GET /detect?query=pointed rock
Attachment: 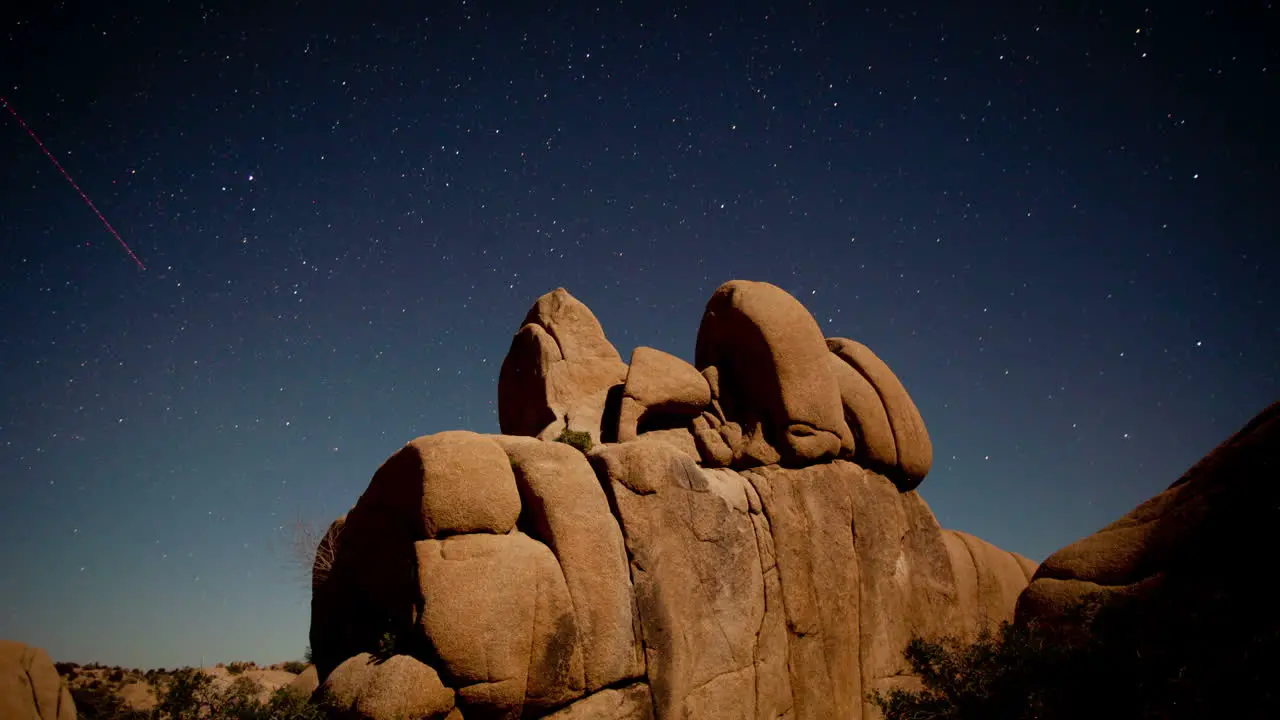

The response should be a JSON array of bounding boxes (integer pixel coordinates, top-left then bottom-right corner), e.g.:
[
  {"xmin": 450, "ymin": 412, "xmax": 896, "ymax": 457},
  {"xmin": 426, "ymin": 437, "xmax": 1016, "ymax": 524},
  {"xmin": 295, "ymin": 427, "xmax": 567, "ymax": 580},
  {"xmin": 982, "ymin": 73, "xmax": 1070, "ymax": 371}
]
[{"xmin": 499, "ymin": 288, "xmax": 628, "ymax": 439}]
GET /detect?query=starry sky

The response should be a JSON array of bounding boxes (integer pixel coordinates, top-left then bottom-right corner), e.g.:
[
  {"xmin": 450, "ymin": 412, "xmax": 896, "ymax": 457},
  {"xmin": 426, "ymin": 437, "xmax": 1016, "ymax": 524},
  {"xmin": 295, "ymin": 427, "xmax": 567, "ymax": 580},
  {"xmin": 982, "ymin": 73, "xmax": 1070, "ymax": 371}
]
[{"xmin": 2, "ymin": 1, "xmax": 1276, "ymax": 670}]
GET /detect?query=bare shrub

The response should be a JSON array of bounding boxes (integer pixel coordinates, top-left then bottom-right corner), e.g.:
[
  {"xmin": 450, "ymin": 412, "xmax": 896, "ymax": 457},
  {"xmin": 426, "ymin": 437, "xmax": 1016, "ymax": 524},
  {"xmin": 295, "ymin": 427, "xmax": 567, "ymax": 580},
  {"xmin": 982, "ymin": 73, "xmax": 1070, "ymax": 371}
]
[{"xmin": 274, "ymin": 513, "xmax": 343, "ymax": 591}]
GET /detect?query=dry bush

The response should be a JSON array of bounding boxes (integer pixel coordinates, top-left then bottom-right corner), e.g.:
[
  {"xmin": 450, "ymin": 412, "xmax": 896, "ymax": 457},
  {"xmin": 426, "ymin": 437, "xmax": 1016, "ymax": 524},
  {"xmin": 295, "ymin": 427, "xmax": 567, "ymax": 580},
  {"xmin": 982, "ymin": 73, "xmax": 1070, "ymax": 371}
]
[{"xmin": 273, "ymin": 513, "xmax": 342, "ymax": 591}]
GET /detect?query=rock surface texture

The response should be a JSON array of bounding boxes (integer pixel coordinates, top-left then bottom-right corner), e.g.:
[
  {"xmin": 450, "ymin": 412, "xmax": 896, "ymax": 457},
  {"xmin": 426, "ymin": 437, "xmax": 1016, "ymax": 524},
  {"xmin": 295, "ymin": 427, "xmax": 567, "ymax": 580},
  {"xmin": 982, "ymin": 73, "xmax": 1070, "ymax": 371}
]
[
  {"xmin": 0, "ymin": 640, "xmax": 76, "ymax": 720},
  {"xmin": 311, "ymin": 280, "xmax": 1035, "ymax": 720}
]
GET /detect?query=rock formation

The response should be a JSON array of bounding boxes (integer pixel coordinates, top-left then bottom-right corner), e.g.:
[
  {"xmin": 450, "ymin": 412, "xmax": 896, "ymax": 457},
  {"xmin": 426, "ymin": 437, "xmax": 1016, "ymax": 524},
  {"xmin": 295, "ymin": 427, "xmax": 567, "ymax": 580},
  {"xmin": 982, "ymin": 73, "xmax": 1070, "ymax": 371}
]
[
  {"xmin": 0, "ymin": 640, "xmax": 76, "ymax": 720},
  {"xmin": 1015, "ymin": 401, "xmax": 1279, "ymax": 664},
  {"xmin": 310, "ymin": 280, "xmax": 1035, "ymax": 720}
]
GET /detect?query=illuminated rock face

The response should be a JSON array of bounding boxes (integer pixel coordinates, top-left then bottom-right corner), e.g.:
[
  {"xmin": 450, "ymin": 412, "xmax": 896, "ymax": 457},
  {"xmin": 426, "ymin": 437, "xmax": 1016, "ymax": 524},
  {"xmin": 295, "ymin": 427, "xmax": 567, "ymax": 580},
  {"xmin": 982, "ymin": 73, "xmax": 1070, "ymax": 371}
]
[
  {"xmin": 310, "ymin": 280, "xmax": 1036, "ymax": 720},
  {"xmin": 0, "ymin": 641, "xmax": 77, "ymax": 720}
]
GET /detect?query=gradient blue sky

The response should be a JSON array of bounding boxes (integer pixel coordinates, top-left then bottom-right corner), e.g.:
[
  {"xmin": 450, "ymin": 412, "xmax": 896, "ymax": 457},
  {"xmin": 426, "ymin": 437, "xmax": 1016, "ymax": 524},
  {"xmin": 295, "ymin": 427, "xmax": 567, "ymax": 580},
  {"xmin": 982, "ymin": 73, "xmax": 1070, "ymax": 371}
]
[{"xmin": 2, "ymin": 1, "xmax": 1275, "ymax": 669}]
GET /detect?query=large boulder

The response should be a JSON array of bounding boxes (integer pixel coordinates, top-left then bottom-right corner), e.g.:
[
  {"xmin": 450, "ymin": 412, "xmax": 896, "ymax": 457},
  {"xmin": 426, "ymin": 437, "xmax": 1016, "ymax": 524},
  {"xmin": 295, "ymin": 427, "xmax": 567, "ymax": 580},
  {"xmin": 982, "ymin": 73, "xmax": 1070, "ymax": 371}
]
[
  {"xmin": 590, "ymin": 440, "xmax": 770, "ymax": 719},
  {"xmin": 416, "ymin": 532, "xmax": 583, "ymax": 715},
  {"xmin": 616, "ymin": 347, "xmax": 711, "ymax": 443},
  {"xmin": 1018, "ymin": 401, "xmax": 1278, "ymax": 625},
  {"xmin": 695, "ymin": 280, "xmax": 854, "ymax": 467},
  {"xmin": 310, "ymin": 432, "xmax": 524, "ymax": 681},
  {"xmin": 1013, "ymin": 401, "xmax": 1279, "ymax": 717},
  {"xmin": 492, "ymin": 436, "xmax": 644, "ymax": 692},
  {"xmin": 498, "ymin": 288, "xmax": 629, "ymax": 443},
  {"xmin": 318, "ymin": 653, "xmax": 455, "ymax": 720},
  {"xmin": 286, "ymin": 664, "xmax": 319, "ymax": 697},
  {"xmin": 0, "ymin": 641, "xmax": 76, "ymax": 720},
  {"xmin": 827, "ymin": 339, "xmax": 933, "ymax": 489}
]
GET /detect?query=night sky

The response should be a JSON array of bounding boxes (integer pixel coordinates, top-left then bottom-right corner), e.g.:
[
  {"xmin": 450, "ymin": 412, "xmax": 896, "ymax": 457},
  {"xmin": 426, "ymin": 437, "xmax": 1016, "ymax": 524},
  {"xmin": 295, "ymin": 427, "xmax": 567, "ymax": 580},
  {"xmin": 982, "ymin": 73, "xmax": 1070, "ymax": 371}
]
[{"xmin": 2, "ymin": 1, "xmax": 1276, "ymax": 670}]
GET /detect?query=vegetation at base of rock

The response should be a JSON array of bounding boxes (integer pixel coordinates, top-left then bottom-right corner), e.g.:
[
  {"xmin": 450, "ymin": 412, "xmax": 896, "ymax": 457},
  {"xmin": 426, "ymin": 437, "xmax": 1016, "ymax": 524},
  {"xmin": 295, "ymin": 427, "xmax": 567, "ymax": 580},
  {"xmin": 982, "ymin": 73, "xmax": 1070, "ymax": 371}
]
[
  {"xmin": 554, "ymin": 427, "xmax": 593, "ymax": 453},
  {"xmin": 873, "ymin": 593, "xmax": 1279, "ymax": 720},
  {"xmin": 374, "ymin": 629, "xmax": 400, "ymax": 659},
  {"xmin": 278, "ymin": 660, "xmax": 307, "ymax": 674},
  {"xmin": 72, "ymin": 666, "xmax": 327, "ymax": 720}
]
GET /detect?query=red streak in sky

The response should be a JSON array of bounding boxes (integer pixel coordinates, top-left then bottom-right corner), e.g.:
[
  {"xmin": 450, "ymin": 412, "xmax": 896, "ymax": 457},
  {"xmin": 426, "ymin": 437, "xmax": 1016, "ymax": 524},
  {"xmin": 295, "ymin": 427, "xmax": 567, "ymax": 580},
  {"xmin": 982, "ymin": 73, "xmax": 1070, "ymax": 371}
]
[{"xmin": 1, "ymin": 95, "xmax": 146, "ymax": 270}]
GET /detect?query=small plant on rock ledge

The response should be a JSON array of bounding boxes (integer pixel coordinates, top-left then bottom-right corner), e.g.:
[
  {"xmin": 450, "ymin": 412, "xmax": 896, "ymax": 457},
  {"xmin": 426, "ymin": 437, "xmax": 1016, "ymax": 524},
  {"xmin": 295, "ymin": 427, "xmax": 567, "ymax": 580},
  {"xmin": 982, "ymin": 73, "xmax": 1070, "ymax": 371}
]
[{"xmin": 555, "ymin": 428, "xmax": 593, "ymax": 453}]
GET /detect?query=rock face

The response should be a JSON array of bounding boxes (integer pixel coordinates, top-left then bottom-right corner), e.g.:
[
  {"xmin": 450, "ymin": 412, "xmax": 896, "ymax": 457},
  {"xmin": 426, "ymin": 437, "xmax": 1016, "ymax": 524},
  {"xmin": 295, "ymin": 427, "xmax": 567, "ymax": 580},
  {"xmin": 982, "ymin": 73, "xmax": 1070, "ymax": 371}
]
[
  {"xmin": 498, "ymin": 288, "xmax": 629, "ymax": 445},
  {"xmin": 310, "ymin": 280, "xmax": 1034, "ymax": 720},
  {"xmin": 1016, "ymin": 401, "xmax": 1279, "ymax": 636},
  {"xmin": 0, "ymin": 641, "xmax": 76, "ymax": 720}
]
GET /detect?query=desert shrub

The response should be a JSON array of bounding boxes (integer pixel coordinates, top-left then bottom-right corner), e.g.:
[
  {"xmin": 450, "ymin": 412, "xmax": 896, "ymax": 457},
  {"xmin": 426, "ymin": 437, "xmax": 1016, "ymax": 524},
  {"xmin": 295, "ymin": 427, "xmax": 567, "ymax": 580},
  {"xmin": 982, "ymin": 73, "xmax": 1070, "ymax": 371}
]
[
  {"xmin": 226, "ymin": 661, "xmax": 253, "ymax": 675},
  {"xmin": 70, "ymin": 682, "xmax": 148, "ymax": 720},
  {"xmin": 213, "ymin": 675, "xmax": 264, "ymax": 719},
  {"xmin": 302, "ymin": 645, "xmax": 314, "ymax": 665},
  {"xmin": 555, "ymin": 428, "xmax": 593, "ymax": 453},
  {"xmin": 279, "ymin": 660, "xmax": 308, "ymax": 674},
  {"xmin": 155, "ymin": 667, "xmax": 217, "ymax": 720},
  {"xmin": 55, "ymin": 661, "xmax": 79, "ymax": 674},
  {"xmin": 261, "ymin": 686, "xmax": 329, "ymax": 720},
  {"xmin": 107, "ymin": 668, "xmax": 125, "ymax": 683},
  {"xmin": 140, "ymin": 664, "xmax": 334, "ymax": 720},
  {"xmin": 872, "ymin": 591, "xmax": 1280, "ymax": 720},
  {"xmin": 149, "ymin": 668, "xmax": 325, "ymax": 720}
]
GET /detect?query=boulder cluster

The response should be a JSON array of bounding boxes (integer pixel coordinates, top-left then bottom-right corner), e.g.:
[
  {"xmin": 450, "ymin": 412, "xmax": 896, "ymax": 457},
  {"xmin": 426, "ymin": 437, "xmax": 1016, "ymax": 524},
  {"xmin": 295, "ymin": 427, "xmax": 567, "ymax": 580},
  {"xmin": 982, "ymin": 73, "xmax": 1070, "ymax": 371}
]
[
  {"xmin": 309, "ymin": 280, "xmax": 1037, "ymax": 720},
  {"xmin": 498, "ymin": 281, "xmax": 933, "ymax": 488}
]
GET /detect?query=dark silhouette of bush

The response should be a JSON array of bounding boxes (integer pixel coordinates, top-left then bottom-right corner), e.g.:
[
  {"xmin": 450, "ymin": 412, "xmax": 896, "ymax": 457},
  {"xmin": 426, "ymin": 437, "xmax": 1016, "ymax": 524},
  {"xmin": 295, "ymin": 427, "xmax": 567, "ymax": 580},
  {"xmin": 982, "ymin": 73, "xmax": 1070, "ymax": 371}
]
[
  {"xmin": 225, "ymin": 661, "xmax": 253, "ymax": 675},
  {"xmin": 872, "ymin": 591, "xmax": 1280, "ymax": 720},
  {"xmin": 279, "ymin": 660, "xmax": 307, "ymax": 674}
]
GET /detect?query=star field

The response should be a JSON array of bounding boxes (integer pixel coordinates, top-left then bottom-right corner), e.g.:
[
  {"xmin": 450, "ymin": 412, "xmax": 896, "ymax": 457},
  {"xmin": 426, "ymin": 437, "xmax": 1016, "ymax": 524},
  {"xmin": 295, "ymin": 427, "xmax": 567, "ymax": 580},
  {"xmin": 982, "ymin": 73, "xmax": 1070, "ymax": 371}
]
[{"xmin": 0, "ymin": 1, "xmax": 1276, "ymax": 669}]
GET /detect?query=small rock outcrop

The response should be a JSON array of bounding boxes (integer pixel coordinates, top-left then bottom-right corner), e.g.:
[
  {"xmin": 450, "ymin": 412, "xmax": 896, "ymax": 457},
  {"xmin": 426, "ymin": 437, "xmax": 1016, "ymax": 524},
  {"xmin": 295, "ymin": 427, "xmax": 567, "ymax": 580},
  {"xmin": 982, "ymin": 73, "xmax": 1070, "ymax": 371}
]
[
  {"xmin": 0, "ymin": 641, "xmax": 76, "ymax": 720},
  {"xmin": 310, "ymin": 280, "xmax": 1034, "ymax": 720}
]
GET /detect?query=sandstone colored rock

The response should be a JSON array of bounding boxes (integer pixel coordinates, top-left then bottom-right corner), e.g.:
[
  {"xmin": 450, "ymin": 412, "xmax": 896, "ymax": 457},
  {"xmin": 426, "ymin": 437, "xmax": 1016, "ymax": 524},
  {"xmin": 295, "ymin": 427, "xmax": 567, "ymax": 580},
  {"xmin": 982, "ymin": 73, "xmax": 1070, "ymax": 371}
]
[
  {"xmin": 1017, "ymin": 400, "xmax": 1280, "ymax": 627},
  {"xmin": 1010, "ymin": 402, "xmax": 1279, "ymax": 718},
  {"xmin": 286, "ymin": 664, "xmax": 319, "ymax": 697},
  {"xmin": 825, "ymin": 352, "xmax": 896, "ymax": 468},
  {"xmin": 416, "ymin": 532, "xmax": 584, "ymax": 716},
  {"xmin": 590, "ymin": 440, "xmax": 767, "ymax": 720},
  {"xmin": 499, "ymin": 288, "xmax": 628, "ymax": 440},
  {"xmin": 0, "ymin": 641, "xmax": 76, "ymax": 720},
  {"xmin": 310, "ymin": 280, "xmax": 1036, "ymax": 720},
  {"xmin": 541, "ymin": 683, "xmax": 653, "ymax": 720},
  {"xmin": 357, "ymin": 431, "xmax": 522, "ymax": 539},
  {"xmin": 691, "ymin": 414, "xmax": 734, "ymax": 467},
  {"xmin": 695, "ymin": 280, "xmax": 853, "ymax": 466},
  {"xmin": 827, "ymin": 338, "xmax": 933, "ymax": 489},
  {"xmin": 616, "ymin": 346, "xmax": 711, "ymax": 442},
  {"xmin": 492, "ymin": 436, "xmax": 644, "ymax": 692},
  {"xmin": 942, "ymin": 530, "xmax": 1039, "ymax": 644},
  {"xmin": 535, "ymin": 386, "xmax": 617, "ymax": 447},
  {"xmin": 319, "ymin": 653, "xmax": 455, "ymax": 720}
]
